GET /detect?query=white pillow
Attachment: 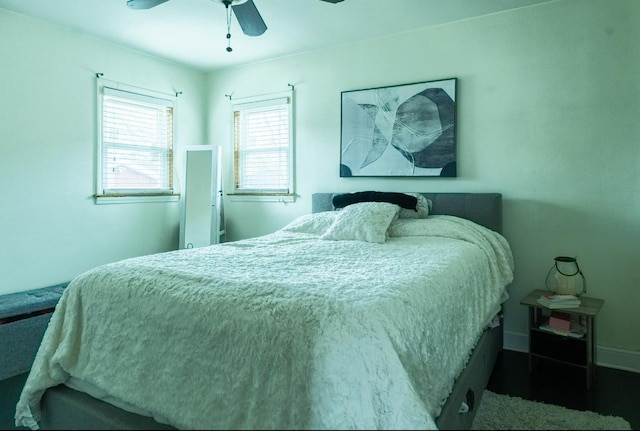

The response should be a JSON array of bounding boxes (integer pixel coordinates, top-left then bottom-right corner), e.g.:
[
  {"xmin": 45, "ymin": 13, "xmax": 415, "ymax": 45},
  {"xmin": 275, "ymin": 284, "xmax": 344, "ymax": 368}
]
[
  {"xmin": 399, "ymin": 193, "xmax": 432, "ymax": 219},
  {"xmin": 281, "ymin": 211, "xmax": 338, "ymax": 235},
  {"xmin": 320, "ymin": 202, "xmax": 400, "ymax": 244}
]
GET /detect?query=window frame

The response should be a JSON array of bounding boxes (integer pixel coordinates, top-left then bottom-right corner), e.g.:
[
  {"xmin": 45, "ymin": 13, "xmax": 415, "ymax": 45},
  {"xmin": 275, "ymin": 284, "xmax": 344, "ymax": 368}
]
[
  {"xmin": 95, "ymin": 78, "xmax": 179, "ymax": 205},
  {"xmin": 229, "ymin": 90, "xmax": 295, "ymax": 203}
]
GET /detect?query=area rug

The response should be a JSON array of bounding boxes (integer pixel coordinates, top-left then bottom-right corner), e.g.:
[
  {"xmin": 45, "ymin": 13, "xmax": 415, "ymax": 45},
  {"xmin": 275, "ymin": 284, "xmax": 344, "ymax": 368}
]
[{"xmin": 471, "ymin": 390, "xmax": 632, "ymax": 430}]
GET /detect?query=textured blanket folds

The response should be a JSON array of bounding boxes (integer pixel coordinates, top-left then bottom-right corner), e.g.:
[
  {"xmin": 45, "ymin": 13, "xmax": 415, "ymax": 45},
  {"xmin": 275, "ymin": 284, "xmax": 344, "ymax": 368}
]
[{"xmin": 16, "ymin": 214, "xmax": 514, "ymax": 430}]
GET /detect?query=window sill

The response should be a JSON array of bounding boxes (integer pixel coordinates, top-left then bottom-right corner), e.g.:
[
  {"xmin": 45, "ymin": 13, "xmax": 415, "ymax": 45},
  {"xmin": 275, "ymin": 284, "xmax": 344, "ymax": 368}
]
[
  {"xmin": 95, "ymin": 194, "xmax": 180, "ymax": 205},
  {"xmin": 227, "ymin": 193, "xmax": 295, "ymax": 203}
]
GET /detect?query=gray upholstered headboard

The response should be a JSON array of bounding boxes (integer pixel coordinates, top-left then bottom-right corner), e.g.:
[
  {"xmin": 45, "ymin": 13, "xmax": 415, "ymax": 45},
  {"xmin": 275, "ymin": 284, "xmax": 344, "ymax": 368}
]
[{"xmin": 312, "ymin": 193, "xmax": 503, "ymax": 233}]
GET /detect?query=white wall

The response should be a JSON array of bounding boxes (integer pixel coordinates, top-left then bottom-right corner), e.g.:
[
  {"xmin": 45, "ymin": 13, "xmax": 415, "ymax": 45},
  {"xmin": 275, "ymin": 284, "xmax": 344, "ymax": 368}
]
[
  {"xmin": 1, "ymin": 0, "xmax": 638, "ymax": 363},
  {"xmin": 0, "ymin": 10, "xmax": 207, "ymax": 295},
  {"xmin": 207, "ymin": 0, "xmax": 640, "ymax": 356}
]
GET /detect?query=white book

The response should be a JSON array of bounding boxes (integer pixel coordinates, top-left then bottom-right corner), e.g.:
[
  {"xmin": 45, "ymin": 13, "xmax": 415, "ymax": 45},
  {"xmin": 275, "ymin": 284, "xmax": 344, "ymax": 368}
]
[{"xmin": 537, "ymin": 294, "xmax": 581, "ymax": 309}]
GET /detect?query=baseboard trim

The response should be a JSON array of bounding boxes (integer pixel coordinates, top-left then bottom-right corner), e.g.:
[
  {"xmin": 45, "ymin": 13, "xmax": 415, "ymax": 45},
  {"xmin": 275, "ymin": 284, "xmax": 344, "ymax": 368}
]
[
  {"xmin": 503, "ymin": 330, "xmax": 640, "ymax": 374},
  {"xmin": 596, "ymin": 345, "xmax": 640, "ymax": 373},
  {"xmin": 503, "ymin": 329, "xmax": 528, "ymax": 353}
]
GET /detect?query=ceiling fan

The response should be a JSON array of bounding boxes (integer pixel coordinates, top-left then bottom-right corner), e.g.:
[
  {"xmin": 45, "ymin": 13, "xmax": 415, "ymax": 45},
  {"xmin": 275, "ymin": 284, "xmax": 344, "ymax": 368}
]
[{"xmin": 126, "ymin": 0, "xmax": 344, "ymax": 52}]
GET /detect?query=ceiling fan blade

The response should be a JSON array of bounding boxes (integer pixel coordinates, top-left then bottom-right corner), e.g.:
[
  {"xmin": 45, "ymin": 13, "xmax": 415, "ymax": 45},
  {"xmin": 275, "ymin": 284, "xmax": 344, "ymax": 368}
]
[
  {"xmin": 231, "ymin": 0, "xmax": 267, "ymax": 37},
  {"xmin": 126, "ymin": 0, "xmax": 170, "ymax": 10},
  {"xmin": 319, "ymin": 0, "xmax": 345, "ymax": 3}
]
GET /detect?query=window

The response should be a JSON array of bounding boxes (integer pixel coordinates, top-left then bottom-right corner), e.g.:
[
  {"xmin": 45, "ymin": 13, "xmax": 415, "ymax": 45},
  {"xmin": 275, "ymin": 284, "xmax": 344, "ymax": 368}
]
[
  {"xmin": 231, "ymin": 91, "xmax": 294, "ymax": 201},
  {"xmin": 96, "ymin": 79, "xmax": 177, "ymax": 203}
]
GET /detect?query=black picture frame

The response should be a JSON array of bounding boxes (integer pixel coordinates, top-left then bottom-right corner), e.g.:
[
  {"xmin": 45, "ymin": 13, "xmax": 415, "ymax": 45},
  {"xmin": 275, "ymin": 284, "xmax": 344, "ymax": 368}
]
[{"xmin": 340, "ymin": 78, "xmax": 457, "ymax": 177}]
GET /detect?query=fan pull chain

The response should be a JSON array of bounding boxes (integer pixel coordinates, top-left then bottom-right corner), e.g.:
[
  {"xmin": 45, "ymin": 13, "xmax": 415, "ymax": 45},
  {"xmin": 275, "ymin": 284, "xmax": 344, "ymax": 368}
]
[{"xmin": 225, "ymin": 2, "xmax": 233, "ymax": 52}]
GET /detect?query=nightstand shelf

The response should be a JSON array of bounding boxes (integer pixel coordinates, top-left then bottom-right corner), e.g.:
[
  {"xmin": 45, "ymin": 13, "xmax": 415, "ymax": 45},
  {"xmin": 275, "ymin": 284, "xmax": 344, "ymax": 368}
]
[{"xmin": 520, "ymin": 289, "xmax": 604, "ymax": 389}]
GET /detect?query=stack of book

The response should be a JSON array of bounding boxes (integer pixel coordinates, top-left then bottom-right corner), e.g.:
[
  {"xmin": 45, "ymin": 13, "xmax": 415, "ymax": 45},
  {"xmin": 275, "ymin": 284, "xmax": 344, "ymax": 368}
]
[
  {"xmin": 536, "ymin": 293, "xmax": 581, "ymax": 309},
  {"xmin": 548, "ymin": 311, "xmax": 572, "ymax": 331},
  {"xmin": 539, "ymin": 320, "xmax": 586, "ymax": 338},
  {"xmin": 540, "ymin": 311, "xmax": 586, "ymax": 338}
]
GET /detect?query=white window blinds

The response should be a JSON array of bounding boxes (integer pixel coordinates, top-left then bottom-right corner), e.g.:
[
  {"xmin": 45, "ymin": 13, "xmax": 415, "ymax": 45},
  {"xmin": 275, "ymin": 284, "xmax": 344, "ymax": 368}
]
[
  {"xmin": 232, "ymin": 94, "xmax": 293, "ymax": 195},
  {"xmin": 99, "ymin": 86, "xmax": 175, "ymax": 196}
]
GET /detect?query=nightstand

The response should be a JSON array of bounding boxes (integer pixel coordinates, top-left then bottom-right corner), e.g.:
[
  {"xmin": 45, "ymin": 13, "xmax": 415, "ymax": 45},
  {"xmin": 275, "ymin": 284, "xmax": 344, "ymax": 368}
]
[{"xmin": 520, "ymin": 289, "xmax": 604, "ymax": 389}]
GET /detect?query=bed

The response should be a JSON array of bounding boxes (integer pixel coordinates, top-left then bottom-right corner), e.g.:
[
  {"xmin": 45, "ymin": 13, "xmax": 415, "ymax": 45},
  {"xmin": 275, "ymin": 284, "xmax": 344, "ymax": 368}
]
[{"xmin": 15, "ymin": 192, "xmax": 513, "ymax": 430}]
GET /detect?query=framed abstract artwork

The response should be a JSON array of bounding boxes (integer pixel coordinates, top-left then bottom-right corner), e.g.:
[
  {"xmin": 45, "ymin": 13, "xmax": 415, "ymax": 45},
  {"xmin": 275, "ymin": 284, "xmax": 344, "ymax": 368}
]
[{"xmin": 340, "ymin": 78, "xmax": 457, "ymax": 177}]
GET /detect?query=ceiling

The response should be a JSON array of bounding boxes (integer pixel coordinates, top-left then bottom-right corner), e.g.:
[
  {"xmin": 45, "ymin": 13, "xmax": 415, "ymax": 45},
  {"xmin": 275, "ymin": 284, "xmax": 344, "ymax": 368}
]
[{"xmin": 0, "ymin": 0, "xmax": 553, "ymax": 71}]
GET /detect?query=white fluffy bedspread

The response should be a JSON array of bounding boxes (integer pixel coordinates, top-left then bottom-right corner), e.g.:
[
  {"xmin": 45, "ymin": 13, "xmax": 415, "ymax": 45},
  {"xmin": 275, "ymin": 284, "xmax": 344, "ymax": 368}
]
[{"xmin": 16, "ymin": 214, "xmax": 513, "ymax": 430}]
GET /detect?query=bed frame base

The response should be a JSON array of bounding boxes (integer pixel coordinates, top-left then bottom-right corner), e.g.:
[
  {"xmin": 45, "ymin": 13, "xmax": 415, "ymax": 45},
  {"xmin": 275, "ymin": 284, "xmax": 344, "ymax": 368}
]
[
  {"xmin": 435, "ymin": 318, "xmax": 503, "ymax": 429},
  {"xmin": 41, "ymin": 386, "xmax": 176, "ymax": 430}
]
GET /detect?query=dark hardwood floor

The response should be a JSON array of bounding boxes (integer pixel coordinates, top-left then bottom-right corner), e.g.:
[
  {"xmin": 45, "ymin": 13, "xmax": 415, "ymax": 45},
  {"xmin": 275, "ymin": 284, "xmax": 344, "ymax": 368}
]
[
  {"xmin": 486, "ymin": 349, "xmax": 640, "ymax": 430},
  {"xmin": 1, "ymin": 349, "xmax": 638, "ymax": 430}
]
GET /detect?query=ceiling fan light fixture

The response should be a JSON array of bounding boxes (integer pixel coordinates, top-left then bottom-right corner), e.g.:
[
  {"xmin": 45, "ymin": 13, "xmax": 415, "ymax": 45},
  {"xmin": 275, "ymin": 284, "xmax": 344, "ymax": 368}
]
[{"xmin": 214, "ymin": 0, "xmax": 249, "ymax": 6}]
